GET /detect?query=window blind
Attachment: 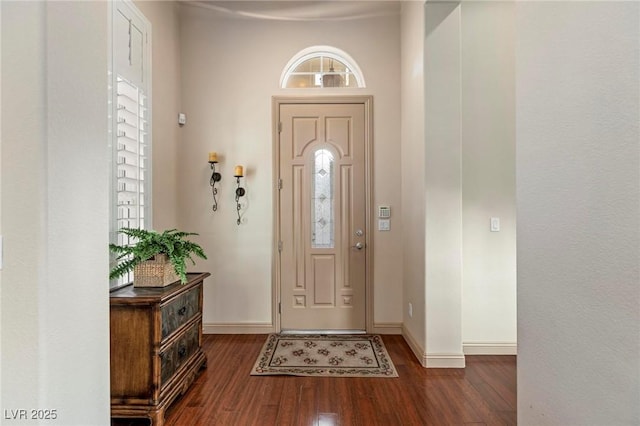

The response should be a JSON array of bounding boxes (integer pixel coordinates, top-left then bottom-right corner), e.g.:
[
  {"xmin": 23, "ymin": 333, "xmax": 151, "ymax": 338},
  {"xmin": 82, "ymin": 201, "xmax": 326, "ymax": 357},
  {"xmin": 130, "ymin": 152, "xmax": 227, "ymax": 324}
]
[{"xmin": 110, "ymin": 0, "xmax": 151, "ymax": 289}]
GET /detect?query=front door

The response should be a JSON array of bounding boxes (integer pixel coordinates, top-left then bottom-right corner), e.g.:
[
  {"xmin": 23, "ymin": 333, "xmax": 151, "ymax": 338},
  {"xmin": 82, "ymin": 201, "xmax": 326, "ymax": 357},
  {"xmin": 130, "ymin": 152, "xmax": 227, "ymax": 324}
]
[{"xmin": 277, "ymin": 100, "xmax": 369, "ymax": 331}]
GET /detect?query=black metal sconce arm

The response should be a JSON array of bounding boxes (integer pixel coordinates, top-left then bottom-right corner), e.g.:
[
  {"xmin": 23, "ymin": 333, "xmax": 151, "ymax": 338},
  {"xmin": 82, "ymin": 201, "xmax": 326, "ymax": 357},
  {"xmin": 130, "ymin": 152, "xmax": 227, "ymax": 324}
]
[
  {"xmin": 209, "ymin": 161, "xmax": 222, "ymax": 211},
  {"xmin": 235, "ymin": 176, "xmax": 246, "ymax": 225}
]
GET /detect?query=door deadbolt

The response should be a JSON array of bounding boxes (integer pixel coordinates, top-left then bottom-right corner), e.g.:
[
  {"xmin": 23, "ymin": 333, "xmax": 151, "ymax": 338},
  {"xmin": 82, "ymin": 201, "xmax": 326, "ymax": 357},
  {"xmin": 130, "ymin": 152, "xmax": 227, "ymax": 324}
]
[{"xmin": 355, "ymin": 229, "xmax": 364, "ymax": 237}]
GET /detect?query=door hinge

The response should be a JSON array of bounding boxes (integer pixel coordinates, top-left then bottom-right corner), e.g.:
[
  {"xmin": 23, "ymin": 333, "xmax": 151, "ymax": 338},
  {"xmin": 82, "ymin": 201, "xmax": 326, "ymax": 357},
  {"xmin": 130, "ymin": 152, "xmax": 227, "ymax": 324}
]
[
  {"xmin": 278, "ymin": 122, "xmax": 282, "ymax": 133},
  {"xmin": 278, "ymin": 302, "xmax": 281, "ymax": 314},
  {"xmin": 277, "ymin": 179, "xmax": 283, "ymax": 190},
  {"xmin": 278, "ymin": 241, "xmax": 283, "ymax": 252}
]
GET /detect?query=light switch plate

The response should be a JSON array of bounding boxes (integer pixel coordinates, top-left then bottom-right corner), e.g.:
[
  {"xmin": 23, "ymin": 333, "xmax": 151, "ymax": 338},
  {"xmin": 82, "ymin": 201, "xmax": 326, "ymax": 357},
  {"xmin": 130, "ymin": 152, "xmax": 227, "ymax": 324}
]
[
  {"xmin": 490, "ymin": 217, "xmax": 500, "ymax": 232},
  {"xmin": 378, "ymin": 219, "xmax": 390, "ymax": 231}
]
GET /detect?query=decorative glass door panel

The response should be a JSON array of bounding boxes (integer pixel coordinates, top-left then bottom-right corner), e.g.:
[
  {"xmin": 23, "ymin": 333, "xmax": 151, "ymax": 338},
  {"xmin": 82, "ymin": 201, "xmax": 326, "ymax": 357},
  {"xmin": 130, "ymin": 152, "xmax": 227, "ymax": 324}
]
[{"xmin": 312, "ymin": 149, "xmax": 335, "ymax": 249}]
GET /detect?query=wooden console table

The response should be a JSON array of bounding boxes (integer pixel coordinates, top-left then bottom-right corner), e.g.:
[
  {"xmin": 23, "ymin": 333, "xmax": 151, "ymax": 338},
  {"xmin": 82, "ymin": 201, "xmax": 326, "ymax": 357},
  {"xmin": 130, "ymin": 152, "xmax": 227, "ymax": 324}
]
[{"xmin": 110, "ymin": 272, "xmax": 210, "ymax": 426}]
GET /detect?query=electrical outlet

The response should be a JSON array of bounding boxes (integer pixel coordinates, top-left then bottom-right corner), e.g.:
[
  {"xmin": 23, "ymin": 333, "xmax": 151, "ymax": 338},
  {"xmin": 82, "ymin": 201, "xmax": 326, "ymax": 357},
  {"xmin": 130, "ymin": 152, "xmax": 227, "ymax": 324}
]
[{"xmin": 408, "ymin": 302, "xmax": 413, "ymax": 318}]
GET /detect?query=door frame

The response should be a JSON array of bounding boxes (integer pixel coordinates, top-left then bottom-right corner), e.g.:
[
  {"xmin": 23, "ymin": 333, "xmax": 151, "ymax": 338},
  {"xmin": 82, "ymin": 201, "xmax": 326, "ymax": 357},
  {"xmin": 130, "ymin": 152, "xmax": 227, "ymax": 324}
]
[{"xmin": 272, "ymin": 96, "xmax": 374, "ymax": 333}]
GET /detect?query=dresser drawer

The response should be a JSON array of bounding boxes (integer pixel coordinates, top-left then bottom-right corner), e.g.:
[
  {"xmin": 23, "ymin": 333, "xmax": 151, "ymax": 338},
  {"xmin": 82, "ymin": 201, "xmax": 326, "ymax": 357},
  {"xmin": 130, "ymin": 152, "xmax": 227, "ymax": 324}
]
[
  {"xmin": 161, "ymin": 286, "xmax": 201, "ymax": 339},
  {"xmin": 159, "ymin": 322, "xmax": 200, "ymax": 388}
]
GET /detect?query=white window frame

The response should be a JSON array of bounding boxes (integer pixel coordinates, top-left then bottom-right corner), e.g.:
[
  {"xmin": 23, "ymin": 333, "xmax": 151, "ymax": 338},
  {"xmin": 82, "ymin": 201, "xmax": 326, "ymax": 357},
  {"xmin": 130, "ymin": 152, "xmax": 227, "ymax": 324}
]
[
  {"xmin": 108, "ymin": 0, "xmax": 152, "ymax": 289},
  {"xmin": 280, "ymin": 45, "xmax": 366, "ymax": 89}
]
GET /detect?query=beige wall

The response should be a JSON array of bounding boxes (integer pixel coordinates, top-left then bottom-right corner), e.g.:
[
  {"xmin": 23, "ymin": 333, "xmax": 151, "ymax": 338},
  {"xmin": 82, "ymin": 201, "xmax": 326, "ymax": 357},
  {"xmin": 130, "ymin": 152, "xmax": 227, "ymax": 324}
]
[
  {"xmin": 400, "ymin": 1, "xmax": 426, "ymax": 361},
  {"xmin": 1, "ymin": 1, "xmax": 110, "ymax": 423},
  {"xmin": 402, "ymin": 1, "xmax": 517, "ymax": 366},
  {"xmin": 177, "ymin": 3, "xmax": 403, "ymax": 331},
  {"xmin": 517, "ymin": 1, "xmax": 639, "ymax": 423},
  {"xmin": 136, "ymin": 0, "xmax": 183, "ymax": 230},
  {"xmin": 461, "ymin": 2, "xmax": 516, "ymax": 353},
  {"xmin": 424, "ymin": 2, "xmax": 464, "ymax": 367},
  {"xmin": 1, "ymin": 1, "xmax": 46, "ymax": 407},
  {"xmin": 0, "ymin": 2, "xmax": 2, "ymax": 400}
]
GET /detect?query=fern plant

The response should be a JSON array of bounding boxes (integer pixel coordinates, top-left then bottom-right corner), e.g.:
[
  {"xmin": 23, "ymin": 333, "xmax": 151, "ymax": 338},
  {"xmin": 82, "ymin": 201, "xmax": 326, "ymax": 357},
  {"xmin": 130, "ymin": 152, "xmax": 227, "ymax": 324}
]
[{"xmin": 109, "ymin": 228, "xmax": 207, "ymax": 284}]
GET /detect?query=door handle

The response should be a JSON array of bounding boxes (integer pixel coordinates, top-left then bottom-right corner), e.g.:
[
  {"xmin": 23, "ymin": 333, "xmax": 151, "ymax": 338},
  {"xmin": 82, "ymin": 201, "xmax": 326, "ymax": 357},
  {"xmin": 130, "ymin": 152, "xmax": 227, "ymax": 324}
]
[{"xmin": 352, "ymin": 242, "xmax": 364, "ymax": 250}]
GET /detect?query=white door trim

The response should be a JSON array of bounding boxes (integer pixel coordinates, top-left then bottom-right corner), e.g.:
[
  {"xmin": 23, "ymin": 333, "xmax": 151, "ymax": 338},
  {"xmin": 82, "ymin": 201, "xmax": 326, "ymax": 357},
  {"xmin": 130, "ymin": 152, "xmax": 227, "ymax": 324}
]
[{"xmin": 272, "ymin": 96, "xmax": 374, "ymax": 333}]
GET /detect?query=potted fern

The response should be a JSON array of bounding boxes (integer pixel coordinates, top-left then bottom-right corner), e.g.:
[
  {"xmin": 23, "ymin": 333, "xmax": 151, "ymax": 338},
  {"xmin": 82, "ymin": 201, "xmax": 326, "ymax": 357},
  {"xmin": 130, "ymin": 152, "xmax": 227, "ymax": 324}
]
[{"xmin": 109, "ymin": 228, "xmax": 207, "ymax": 287}]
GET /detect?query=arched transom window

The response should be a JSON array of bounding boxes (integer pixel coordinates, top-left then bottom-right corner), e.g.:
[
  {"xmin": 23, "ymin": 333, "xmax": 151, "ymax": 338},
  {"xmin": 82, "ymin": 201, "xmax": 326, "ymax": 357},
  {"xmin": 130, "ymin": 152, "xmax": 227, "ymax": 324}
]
[{"xmin": 281, "ymin": 46, "xmax": 366, "ymax": 89}]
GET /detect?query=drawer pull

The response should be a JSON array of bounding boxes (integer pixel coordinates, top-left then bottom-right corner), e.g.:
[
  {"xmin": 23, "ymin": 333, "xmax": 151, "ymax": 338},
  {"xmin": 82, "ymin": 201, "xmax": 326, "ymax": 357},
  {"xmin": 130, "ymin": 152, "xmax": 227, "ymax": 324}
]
[
  {"xmin": 177, "ymin": 306, "xmax": 187, "ymax": 316},
  {"xmin": 178, "ymin": 346, "xmax": 187, "ymax": 358}
]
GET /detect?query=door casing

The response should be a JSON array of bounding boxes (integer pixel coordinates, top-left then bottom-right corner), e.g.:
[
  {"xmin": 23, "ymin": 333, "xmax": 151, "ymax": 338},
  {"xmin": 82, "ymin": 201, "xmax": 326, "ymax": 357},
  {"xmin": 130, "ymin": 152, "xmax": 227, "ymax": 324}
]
[{"xmin": 272, "ymin": 96, "xmax": 374, "ymax": 333}]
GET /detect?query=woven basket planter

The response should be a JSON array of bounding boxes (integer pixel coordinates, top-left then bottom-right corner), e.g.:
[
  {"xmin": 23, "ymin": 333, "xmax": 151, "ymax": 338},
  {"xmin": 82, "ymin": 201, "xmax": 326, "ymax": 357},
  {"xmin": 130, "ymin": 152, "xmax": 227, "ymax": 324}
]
[{"xmin": 133, "ymin": 254, "xmax": 180, "ymax": 288}]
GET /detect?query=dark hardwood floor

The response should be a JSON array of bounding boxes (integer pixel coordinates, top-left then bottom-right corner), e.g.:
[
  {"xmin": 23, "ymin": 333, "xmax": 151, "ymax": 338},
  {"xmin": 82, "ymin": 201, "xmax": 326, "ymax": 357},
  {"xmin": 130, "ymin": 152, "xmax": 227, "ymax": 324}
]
[{"xmin": 113, "ymin": 334, "xmax": 516, "ymax": 426}]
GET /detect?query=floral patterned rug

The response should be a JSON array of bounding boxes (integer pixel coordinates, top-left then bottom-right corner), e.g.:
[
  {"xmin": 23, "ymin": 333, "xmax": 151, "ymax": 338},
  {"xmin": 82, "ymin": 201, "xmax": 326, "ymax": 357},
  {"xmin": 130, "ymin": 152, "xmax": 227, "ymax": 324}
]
[{"xmin": 251, "ymin": 334, "xmax": 398, "ymax": 377}]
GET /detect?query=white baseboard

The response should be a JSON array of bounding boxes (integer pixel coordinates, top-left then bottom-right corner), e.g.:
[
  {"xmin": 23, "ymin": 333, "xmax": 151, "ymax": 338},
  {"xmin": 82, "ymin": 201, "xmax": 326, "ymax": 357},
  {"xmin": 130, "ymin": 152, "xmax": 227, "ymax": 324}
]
[
  {"xmin": 401, "ymin": 325, "xmax": 428, "ymax": 367},
  {"xmin": 202, "ymin": 323, "xmax": 516, "ymax": 358},
  {"xmin": 203, "ymin": 322, "xmax": 274, "ymax": 334},
  {"xmin": 426, "ymin": 354, "xmax": 466, "ymax": 368},
  {"xmin": 402, "ymin": 325, "xmax": 466, "ymax": 368},
  {"xmin": 463, "ymin": 342, "xmax": 517, "ymax": 355},
  {"xmin": 204, "ymin": 322, "xmax": 403, "ymax": 335},
  {"xmin": 372, "ymin": 322, "xmax": 403, "ymax": 335}
]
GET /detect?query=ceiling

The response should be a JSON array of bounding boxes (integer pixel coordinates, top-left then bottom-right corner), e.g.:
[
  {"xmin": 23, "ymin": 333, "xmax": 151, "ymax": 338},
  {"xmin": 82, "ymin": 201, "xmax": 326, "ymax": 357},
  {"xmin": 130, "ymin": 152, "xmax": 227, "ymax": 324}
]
[{"xmin": 184, "ymin": 1, "xmax": 401, "ymax": 21}]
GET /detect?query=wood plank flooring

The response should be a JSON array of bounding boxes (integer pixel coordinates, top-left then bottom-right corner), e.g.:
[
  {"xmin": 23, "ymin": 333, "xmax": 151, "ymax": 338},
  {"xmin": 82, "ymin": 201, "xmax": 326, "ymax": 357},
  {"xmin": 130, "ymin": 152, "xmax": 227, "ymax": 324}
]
[{"xmin": 112, "ymin": 334, "xmax": 516, "ymax": 426}]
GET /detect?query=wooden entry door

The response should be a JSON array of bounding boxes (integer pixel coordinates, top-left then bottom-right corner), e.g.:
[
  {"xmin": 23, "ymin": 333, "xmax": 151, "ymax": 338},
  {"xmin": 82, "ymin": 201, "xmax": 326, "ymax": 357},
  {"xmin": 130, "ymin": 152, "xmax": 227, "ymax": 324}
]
[{"xmin": 277, "ymin": 100, "xmax": 369, "ymax": 331}]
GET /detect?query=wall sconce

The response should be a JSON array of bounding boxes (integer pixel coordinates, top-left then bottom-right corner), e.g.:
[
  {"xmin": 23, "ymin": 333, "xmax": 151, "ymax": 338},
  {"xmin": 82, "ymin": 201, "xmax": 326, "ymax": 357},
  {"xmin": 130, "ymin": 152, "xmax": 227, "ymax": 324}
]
[
  {"xmin": 208, "ymin": 152, "xmax": 221, "ymax": 211},
  {"xmin": 234, "ymin": 165, "xmax": 246, "ymax": 225}
]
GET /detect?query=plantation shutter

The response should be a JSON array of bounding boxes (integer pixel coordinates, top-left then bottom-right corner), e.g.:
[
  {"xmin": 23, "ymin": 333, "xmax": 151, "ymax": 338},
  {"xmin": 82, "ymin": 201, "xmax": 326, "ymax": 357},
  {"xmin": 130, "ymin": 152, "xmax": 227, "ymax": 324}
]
[
  {"xmin": 110, "ymin": 0, "xmax": 151, "ymax": 289},
  {"xmin": 116, "ymin": 77, "xmax": 148, "ymax": 230}
]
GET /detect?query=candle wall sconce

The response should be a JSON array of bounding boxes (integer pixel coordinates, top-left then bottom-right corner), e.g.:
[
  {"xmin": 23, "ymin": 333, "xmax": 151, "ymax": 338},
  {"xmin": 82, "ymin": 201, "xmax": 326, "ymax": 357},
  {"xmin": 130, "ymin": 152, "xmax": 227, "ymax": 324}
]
[
  {"xmin": 234, "ymin": 165, "xmax": 246, "ymax": 225},
  {"xmin": 208, "ymin": 152, "xmax": 222, "ymax": 211}
]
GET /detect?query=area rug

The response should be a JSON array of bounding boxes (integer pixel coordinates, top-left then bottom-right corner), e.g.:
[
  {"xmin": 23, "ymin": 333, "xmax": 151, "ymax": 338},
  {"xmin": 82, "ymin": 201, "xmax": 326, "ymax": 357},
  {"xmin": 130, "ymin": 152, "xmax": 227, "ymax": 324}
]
[{"xmin": 251, "ymin": 334, "xmax": 398, "ymax": 377}]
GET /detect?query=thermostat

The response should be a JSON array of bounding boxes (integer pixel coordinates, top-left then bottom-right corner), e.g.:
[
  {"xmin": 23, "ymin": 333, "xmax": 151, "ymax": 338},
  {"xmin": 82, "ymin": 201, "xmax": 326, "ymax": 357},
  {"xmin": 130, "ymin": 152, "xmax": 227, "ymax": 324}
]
[{"xmin": 378, "ymin": 206, "xmax": 391, "ymax": 218}]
